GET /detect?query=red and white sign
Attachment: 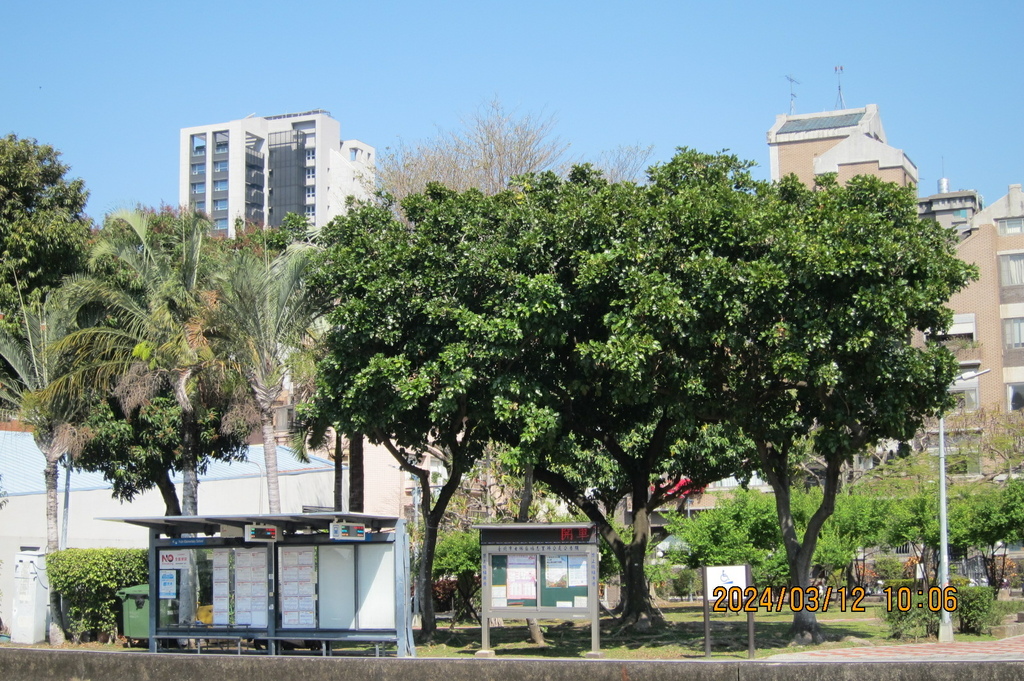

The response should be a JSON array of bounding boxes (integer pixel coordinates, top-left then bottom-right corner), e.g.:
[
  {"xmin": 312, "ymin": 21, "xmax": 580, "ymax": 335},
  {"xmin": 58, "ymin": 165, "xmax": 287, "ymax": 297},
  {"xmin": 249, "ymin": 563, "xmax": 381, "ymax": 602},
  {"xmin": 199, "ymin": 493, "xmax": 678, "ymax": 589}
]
[{"xmin": 159, "ymin": 550, "xmax": 190, "ymax": 569}]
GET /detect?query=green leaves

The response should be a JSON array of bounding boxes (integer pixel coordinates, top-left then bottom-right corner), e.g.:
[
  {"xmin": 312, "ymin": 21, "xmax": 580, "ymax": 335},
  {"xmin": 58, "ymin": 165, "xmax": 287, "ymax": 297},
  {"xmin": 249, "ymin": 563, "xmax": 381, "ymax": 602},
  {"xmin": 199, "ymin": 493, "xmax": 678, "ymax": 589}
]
[{"xmin": 47, "ymin": 548, "xmax": 148, "ymax": 637}]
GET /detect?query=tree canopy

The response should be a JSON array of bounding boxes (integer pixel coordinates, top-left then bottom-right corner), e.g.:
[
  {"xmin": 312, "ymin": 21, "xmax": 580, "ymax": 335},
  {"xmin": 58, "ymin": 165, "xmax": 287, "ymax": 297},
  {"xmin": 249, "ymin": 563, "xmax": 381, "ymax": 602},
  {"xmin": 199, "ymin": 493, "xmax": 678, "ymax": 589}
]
[{"xmin": 0, "ymin": 134, "xmax": 90, "ymax": 328}]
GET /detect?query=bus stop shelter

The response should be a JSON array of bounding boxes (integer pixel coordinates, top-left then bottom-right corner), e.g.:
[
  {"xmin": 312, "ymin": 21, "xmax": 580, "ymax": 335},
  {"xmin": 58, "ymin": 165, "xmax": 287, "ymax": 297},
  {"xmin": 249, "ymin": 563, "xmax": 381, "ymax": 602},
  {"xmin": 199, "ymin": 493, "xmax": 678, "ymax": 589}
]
[{"xmin": 106, "ymin": 512, "xmax": 414, "ymax": 657}]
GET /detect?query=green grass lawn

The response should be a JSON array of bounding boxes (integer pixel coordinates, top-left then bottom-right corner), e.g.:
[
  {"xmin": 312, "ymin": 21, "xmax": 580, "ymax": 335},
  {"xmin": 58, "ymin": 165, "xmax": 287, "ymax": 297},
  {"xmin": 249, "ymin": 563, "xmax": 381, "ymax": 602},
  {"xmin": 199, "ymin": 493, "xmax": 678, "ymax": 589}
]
[{"xmin": 414, "ymin": 601, "xmax": 1002, "ymax": 660}]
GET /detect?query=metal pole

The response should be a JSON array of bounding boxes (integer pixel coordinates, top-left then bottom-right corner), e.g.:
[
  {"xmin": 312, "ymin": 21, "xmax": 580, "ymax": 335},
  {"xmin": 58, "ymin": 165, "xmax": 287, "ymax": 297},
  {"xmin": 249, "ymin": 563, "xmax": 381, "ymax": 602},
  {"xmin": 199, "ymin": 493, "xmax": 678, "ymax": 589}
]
[
  {"xmin": 746, "ymin": 564, "xmax": 755, "ymax": 659},
  {"xmin": 938, "ymin": 415, "xmax": 954, "ymax": 642},
  {"xmin": 702, "ymin": 566, "xmax": 711, "ymax": 657}
]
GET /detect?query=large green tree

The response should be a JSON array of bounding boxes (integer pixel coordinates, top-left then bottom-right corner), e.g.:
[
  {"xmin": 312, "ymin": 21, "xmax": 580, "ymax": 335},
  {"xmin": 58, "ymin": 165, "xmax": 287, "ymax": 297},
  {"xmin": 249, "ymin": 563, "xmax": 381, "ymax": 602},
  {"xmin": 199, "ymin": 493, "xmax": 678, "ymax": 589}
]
[
  {"xmin": 305, "ymin": 188, "xmax": 521, "ymax": 641},
  {"xmin": 0, "ymin": 134, "xmax": 90, "ymax": 328},
  {"xmin": 717, "ymin": 172, "xmax": 976, "ymax": 642}
]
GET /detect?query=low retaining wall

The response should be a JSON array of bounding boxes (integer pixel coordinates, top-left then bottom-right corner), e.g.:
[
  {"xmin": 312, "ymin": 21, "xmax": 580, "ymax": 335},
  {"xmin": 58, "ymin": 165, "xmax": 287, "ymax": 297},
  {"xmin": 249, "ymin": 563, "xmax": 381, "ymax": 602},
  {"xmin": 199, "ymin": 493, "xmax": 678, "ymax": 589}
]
[{"xmin": 2, "ymin": 648, "xmax": 1024, "ymax": 681}]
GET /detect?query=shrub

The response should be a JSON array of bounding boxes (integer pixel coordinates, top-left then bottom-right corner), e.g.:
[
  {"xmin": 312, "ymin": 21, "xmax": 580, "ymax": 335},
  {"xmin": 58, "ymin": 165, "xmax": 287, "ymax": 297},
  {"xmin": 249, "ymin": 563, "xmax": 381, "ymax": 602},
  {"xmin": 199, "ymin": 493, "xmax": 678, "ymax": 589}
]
[
  {"xmin": 873, "ymin": 556, "xmax": 906, "ymax": 582},
  {"xmin": 47, "ymin": 548, "xmax": 148, "ymax": 639},
  {"xmin": 956, "ymin": 586, "xmax": 995, "ymax": 635},
  {"xmin": 880, "ymin": 591, "xmax": 939, "ymax": 639},
  {"xmin": 432, "ymin": 531, "xmax": 481, "ymax": 623}
]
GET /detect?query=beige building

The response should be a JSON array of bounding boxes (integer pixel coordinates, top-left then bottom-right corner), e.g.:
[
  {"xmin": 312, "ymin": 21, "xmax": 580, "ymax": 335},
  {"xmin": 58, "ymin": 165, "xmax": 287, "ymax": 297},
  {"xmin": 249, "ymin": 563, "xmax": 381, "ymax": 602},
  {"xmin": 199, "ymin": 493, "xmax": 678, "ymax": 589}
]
[
  {"xmin": 941, "ymin": 184, "xmax": 1024, "ymax": 411},
  {"xmin": 767, "ymin": 104, "xmax": 917, "ymax": 188}
]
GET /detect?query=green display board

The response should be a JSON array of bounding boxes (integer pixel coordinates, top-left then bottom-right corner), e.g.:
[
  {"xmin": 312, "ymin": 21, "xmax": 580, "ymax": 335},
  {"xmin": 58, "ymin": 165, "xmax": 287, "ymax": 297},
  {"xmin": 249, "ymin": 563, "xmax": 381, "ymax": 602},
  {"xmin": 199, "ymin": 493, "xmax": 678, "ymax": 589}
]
[
  {"xmin": 475, "ymin": 523, "xmax": 602, "ymax": 657},
  {"xmin": 488, "ymin": 553, "xmax": 589, "ymax": 609}
]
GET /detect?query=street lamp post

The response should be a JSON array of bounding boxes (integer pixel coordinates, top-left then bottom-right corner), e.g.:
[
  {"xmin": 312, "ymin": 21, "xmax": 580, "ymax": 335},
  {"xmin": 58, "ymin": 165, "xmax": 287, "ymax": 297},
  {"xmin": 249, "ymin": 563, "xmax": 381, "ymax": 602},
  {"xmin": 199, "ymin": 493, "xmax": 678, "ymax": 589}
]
[{"xmin": 938, "ymin": 368, "xmax": 990, "ymax": 643}]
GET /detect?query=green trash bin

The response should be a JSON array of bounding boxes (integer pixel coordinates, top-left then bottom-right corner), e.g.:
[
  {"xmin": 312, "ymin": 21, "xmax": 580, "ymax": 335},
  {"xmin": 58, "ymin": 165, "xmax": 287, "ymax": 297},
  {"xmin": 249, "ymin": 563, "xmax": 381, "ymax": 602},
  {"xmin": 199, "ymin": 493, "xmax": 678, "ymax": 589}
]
[{"xmin": 117, "ymin": 584, "xmax": 150, "ymax": 642}]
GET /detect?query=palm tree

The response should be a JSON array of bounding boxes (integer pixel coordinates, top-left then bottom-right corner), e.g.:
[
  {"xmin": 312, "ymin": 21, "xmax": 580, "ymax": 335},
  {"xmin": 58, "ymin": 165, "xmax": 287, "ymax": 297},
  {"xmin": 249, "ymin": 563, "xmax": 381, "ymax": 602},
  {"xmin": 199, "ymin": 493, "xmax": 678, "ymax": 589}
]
[
  {"xmin": 0, "ymin": 289, "xmax": 76, "ymax": 644},
  {"xmin": 53, "ymin": 209, "xmax": 216, "ymax": 515},
  {"xmin": 211, "ymin": 247, "xmax": 320, "ymax": 513}
]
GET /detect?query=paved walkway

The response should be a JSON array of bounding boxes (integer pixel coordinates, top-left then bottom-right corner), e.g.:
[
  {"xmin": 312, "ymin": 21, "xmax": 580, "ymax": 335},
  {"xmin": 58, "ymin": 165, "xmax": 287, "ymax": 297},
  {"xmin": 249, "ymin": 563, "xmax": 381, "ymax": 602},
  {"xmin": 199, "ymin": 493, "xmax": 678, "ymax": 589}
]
[{"xmin": 769, "ymin": 633, "xmax": 1024, "ymax": 661}]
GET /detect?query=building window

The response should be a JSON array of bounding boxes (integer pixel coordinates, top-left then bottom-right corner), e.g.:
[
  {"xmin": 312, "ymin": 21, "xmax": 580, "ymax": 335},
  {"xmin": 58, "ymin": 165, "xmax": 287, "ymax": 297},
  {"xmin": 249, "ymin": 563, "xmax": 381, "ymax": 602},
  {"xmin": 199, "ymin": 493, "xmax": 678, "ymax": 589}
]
[
  {"xmin": 193, "ymin": 201, "xmax": 205, "ymax": 212},
  {"xmin": 213, "ymin": 160, "xmax": 229, "ymax": 173},
  {"xmin": 304, "ymin": 205, "xmax": 315, "ymax": 217},
  {"xmin": 1000, "ymin": 254, "xmax": 1024, "ymax": 286},
  {"xmin": 1010, "ymin": 384, "xmax": 1024, "ymax": 411},
  {"xmin": 305, "ymin": 186, "xmax": 316, "ymax": 199},
  {"xmin": 213, "ymin": 199, "xmax": 228, "ymax": 211},
  {"xmin": 215, "ymin": 142, "xmax": 228, "ymax": 154},
  {"xmin": 950, "ymin": 388, "xmax": 979, "ymax": 412},
  {"xmin": 191, "ymin": 182, "xmax": 205, "ymax": 195},
  {"xmin": 191, "ymin": 163, "xmax": 205, "ymax": 175},
  {"xmin": 998, "ymin": 217, "xmax": 1024, "ymax": 236},
  {"xmin": 1005, "ymin": 318, "xmax": 1024, "ymax": 349},
  {"xmin": 305, "ymin": 167, "xmax": 316, "ymax": 181},
  {"xmin": 191, "ymin": 134, "xmax": 206, "ymax": 155},
  {"xmin": 350, "ymin": 148, "xmax": 360, "ymax": 162},
  {"xmin": 214, "ymin": 217, "xmax": 228, "ymax": 231},
  {"xmin": 213, "ymin": 179, "xmax": 228, "ymax": 192},
  {"xmin": 305, "ymin": 149, "xmax": 316, "ymax": 162}
]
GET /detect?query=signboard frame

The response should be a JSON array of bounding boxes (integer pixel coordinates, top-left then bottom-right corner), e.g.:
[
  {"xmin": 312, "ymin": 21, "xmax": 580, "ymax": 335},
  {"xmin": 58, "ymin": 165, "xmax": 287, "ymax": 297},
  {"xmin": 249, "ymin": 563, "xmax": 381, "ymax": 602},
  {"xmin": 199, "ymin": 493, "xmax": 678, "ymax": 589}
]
[{"xmin": 474, "ymin": 523, "xmax": 602, "ymax": 658}]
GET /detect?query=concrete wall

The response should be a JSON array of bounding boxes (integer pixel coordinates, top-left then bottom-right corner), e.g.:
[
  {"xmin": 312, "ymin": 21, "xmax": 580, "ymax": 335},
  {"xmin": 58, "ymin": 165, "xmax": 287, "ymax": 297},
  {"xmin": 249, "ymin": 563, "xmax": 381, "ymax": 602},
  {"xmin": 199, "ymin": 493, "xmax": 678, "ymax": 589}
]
[{"xmin": 3, "ymin": 648, "xmax": 1024, "ymax": 681}]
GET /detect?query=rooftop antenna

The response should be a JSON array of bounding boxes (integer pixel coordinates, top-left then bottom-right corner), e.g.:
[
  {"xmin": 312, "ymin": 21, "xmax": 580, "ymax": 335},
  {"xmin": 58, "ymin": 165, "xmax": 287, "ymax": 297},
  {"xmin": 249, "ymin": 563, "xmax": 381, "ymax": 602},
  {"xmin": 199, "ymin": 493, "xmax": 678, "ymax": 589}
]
[
  {"xmin": 785, "ymin": 75, "xmax": 800, "ymax": 115},
  {"xmin": 834, "ymin": 66, "xmax": 846, "ymax": 109}
]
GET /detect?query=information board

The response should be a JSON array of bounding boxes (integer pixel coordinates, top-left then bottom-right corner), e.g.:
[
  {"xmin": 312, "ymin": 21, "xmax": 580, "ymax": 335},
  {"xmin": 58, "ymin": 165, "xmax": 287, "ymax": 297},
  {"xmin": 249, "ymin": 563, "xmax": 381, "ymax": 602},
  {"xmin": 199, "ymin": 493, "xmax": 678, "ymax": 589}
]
[{"xmin": 475, "ymin": 523, "xmax": 602, "ymax": 657}]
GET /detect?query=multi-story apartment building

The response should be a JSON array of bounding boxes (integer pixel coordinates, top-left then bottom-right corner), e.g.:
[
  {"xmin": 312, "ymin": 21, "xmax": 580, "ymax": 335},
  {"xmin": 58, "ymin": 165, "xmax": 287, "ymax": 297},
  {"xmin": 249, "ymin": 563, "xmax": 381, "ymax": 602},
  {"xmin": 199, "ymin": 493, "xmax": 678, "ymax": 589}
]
[
  {"xmin": 179, "ymin": 110, "xmax": 374, "ymax": 237},
  {"xmin": 766, "ymin": 103, "xmax": 917, "ymax": 188},
  {"xmin": 940, "ymin": 184, "xmax": 1024, "ymax": 411}
]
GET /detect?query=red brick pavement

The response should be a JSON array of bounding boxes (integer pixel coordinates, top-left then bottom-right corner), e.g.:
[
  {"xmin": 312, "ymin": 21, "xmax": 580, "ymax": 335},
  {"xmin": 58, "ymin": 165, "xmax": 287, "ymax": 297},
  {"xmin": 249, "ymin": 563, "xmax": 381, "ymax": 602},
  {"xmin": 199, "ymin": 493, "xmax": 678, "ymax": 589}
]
[{"xmin": 769, "ymin": 634, "xmax": 1024, "ymax": 661}]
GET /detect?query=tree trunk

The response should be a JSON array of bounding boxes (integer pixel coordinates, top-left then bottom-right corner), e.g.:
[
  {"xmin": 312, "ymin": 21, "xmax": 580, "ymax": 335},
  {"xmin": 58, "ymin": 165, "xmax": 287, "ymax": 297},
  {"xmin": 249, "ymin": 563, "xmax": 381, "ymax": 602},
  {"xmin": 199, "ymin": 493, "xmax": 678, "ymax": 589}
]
[
  {"xmin": 44, "ymin": 450, "xmax": 59, "ymax": 554},
  {"xmin": 333, "ymin": 432, "xmax": 344, "ymax": 511},
  {"xmin": 416, "ymin": 471, "xmax": 438, "ymax": 642},
  {"xmin": 173, "ymin": 370, "xmax": 199, "ymax": 516},
  {"xmin": 757, "ymin": 441, "xmax": 842, "ymax": 644},
  {"xmin": 155, "ymin": 470, "xmax": 182, "ymax": 516},
  {"xmin": 260, "ymin": 411, "xmax": 281, "ymax": 513},
  {"xmin": 42, "ymin": 445, "xmax": 66, "ymax": 645},
  {"xmin": 617, "ymin": 484, "xmax": 658, "ymax": 630},
  {"xmin": 516, "ymin": 465, "xmax": 545, "ymax": 646},
  {"xmin": 349, "ymin": 432, "xmax": 363, "ymax": 513}
]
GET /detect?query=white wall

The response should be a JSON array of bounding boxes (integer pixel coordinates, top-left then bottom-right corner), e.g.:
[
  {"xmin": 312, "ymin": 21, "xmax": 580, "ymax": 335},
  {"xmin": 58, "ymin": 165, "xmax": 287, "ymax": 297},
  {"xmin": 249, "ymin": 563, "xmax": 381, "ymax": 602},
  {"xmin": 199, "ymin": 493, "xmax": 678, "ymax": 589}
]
[{"xmin": 0, "ymin": 470, "xmax": 335, "ymax": 631}]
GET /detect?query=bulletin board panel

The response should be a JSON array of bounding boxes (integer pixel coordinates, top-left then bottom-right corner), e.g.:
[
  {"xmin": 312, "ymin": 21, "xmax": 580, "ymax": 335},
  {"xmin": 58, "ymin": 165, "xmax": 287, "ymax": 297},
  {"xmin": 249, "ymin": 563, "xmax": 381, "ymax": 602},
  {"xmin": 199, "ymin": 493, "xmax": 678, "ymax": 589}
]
[{"xmin": 475, "ymin": 523, "xmax": 601, "ymax": 656}]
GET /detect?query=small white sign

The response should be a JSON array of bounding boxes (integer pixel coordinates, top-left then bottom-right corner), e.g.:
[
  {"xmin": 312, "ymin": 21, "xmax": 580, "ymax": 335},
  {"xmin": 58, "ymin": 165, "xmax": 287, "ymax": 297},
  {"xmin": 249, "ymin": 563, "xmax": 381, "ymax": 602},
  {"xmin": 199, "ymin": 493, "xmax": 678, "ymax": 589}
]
[
  {"xmin": 704, "ymin": 565, "xmax": 747, "ymax": 599},
  {"xmin": 159, "ymin": 570, "xmax": 177, "ymax": 599}
]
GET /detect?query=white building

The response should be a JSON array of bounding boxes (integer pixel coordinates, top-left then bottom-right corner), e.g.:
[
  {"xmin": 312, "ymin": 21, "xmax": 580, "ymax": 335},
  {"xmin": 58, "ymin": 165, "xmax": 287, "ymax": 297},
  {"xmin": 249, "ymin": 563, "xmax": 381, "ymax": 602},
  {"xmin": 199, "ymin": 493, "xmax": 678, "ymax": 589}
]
[
  {"xmin": 178, "ymin": 110, "xmax": 374, "ymax": 237},
  {"xmin": 0, "ymin": 430, "xmax": 338, "ymax": 630}
]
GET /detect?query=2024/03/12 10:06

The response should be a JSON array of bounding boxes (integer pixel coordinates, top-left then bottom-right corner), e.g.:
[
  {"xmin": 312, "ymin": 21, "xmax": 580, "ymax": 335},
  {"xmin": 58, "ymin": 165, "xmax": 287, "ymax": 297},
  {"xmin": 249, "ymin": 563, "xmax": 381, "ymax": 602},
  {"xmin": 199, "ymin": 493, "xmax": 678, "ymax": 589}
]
[{"xmin": 710, "ymin": 586, "xmax": 960, "ymax": 613}]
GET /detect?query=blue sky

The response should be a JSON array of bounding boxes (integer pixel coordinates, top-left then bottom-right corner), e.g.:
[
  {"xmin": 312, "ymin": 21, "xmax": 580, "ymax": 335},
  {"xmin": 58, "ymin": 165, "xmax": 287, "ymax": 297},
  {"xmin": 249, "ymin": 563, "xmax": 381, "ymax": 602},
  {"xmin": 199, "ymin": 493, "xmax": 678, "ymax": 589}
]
[{"xmin": 4, "ymin": 0, "xmax": 1021, "ymax": 222}]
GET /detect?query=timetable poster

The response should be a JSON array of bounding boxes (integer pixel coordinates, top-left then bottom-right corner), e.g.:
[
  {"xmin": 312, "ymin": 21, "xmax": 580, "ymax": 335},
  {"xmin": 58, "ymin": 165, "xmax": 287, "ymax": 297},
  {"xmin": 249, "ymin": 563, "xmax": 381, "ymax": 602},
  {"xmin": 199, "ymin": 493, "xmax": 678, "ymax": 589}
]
[
  {"xmin": 507, "ymin": 554, "xmax": 537, "ymax": 600},
  {"xmin": 279, "ymin": 547, "xmax": 317, "ymax": 628},
  {"xmin": 233, "ymin": 548, "xmax": 267, "ymax": 627},
  {"xmin": 212, "ymin": 549, "xmax": 231, "ymax": 625}
]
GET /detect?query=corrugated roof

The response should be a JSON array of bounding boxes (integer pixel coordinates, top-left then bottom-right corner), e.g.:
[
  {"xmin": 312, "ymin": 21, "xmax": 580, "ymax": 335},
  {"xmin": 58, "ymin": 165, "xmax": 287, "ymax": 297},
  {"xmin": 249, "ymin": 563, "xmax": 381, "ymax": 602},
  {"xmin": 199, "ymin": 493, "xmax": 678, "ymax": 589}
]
[
  {"xmin": 777, "ymin": 112, "xmax": 864, "ymax": 134},
  {"xmin": 0, "ymin": 430, "xmax": 334, "ymax": 497}
]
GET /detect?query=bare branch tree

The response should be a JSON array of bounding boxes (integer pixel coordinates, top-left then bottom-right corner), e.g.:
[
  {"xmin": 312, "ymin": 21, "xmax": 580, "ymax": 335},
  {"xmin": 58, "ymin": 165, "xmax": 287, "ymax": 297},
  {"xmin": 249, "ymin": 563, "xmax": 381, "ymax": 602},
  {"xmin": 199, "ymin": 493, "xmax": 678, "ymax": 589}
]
[{"xmin": 377, "ymin": 98, "xmax": 571, "ymax": 201}]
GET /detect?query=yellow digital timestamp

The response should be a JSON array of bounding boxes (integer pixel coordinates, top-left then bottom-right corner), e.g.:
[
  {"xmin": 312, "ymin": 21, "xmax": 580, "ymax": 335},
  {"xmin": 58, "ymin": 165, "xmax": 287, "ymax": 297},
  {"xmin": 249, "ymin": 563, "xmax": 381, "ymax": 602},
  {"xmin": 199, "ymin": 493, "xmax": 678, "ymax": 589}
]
[
  {"xmin": 710, "ymin": 586, "xmax": 868, "ymax": 613},
  {"xmin": 882, "ymin": 586, "xmax": 959, "ymax": 613}
]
